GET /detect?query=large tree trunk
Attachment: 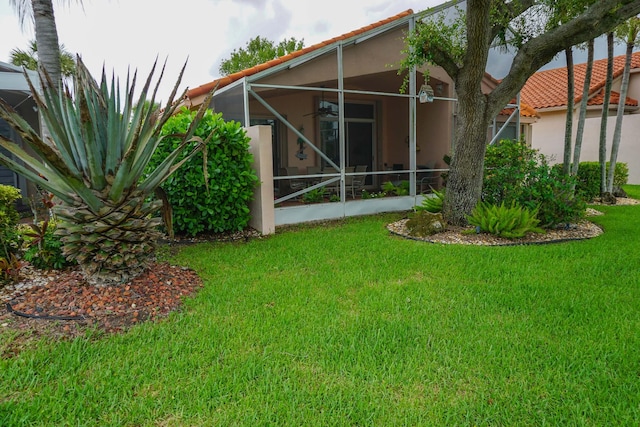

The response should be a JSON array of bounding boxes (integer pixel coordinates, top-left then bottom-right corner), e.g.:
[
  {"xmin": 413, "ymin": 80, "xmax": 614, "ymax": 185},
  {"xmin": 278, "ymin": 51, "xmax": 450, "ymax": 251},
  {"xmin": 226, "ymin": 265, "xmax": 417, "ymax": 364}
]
[
  {"xmin": 31, "ymin": 0, "xmax": 62, "ymax": 88},
  {"xmin": 607, "ymin": 41, "xmax": 634, "ymax": 193},
  {"xmin": 443, "ymin": 92, "xmax": 490, "ymax": 226},
  {"xmin": 572, "ymin": 39, "xmax": 594, "ymax": 176},
  {"xmin": 443, "ymin": 0, "xmax": 491, "ymax": 226},
  {"xmin": 599, "ymin": 32, "xmax": 614, "ymax": 196},
  {"xmin": 563, "ymin": 48, "xmax": 575, "ymax": 175}
]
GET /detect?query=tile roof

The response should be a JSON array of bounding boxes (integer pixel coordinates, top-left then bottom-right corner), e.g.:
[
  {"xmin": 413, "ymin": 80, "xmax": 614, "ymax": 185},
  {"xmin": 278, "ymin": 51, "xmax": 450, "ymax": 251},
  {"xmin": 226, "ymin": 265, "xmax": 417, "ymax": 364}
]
[
  {"xmin": 521, "ymin": 51, "xmax": 640, "ymax": 110},
  {"xmin": 588, "ymin": 87, "xmax": 638, "ymax": 107},
  {"xmin": 501, "ymin": 101, "xmax": 539, "ymax": 118},
  {"xmin": 186, "ymin": 9, "xmax": 414, "ymax": 100}
]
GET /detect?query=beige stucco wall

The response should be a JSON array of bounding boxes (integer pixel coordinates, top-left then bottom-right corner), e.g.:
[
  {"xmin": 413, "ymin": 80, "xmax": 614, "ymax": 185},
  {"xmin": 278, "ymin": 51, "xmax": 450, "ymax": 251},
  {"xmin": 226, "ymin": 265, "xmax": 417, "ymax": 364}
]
[
  {"xmin": 531, "ymin": 108, "xmax": 640, "ymax": 184},
  {"xmin": 531, "ymin": 71, "xmax": 640, "ymax": 184}
]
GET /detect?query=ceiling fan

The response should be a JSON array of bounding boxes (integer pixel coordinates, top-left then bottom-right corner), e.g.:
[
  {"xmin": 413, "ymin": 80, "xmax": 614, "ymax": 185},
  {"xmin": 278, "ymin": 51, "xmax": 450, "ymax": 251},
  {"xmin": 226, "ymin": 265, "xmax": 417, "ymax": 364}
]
[{"xmin": 304, "ymin": 89, "xmax": 339, "ymax": 118}]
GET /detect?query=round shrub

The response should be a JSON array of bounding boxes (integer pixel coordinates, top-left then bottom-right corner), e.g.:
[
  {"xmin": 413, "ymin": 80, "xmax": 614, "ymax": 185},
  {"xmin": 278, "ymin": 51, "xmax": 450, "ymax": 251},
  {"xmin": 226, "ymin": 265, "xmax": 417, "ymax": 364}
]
[
  {"xmin": 148, "ymin": 109, "xmax": 258, "ymax": 236},
  {"xmin": 483, "ymin": 140, "xmax": 585, "ymax": 227}
]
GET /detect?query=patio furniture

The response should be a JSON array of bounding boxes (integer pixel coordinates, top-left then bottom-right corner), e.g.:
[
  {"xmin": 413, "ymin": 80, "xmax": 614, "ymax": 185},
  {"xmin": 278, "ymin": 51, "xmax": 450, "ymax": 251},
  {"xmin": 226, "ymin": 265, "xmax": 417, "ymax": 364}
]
[
  {"xmin": 320, "ymin": 166, "xmax": 339, "ymax": 194},
  {"xmin": 307, "ymin": 166, "xmax": 322, "ymax": 185},
  {"xmin": 350, "ymin": 165, "xmax": 368, "ymax": 198},
  {"xmin": 281, "ymin": 166, "xmax": 307, "ymax": 194},
  {"xmin": 418, "ymin": 161, "xmax": 438, "ymax": 193}
]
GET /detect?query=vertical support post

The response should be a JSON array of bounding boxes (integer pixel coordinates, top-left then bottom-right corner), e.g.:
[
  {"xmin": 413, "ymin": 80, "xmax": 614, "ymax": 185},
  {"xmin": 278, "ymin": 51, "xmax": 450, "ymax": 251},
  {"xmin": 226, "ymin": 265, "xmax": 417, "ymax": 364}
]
[
  {"xmin": 516, "ymin": 91, "xmax": 521, "ymax": 141},
  {"xmin": 408, "ymin": 15, "xmax": 417, "ymax": 196},
  {"xmin": 243, "ymin": 79, "xmax": 251, "ymax": 127},
  {"xmin": 246, "ymin": 125, "xmax": 275, "ymax": 235},
  {"xmin": 337, "ymin": 43, "xmax": 347, "ymax": 204}
]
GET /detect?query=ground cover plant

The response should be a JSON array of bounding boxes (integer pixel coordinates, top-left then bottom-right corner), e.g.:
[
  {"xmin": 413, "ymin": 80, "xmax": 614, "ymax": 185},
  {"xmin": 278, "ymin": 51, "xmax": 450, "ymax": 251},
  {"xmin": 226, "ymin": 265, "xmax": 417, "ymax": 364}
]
[{"xmin": 1, "ymin": 187, "xmax": 639, "ymax": 425}]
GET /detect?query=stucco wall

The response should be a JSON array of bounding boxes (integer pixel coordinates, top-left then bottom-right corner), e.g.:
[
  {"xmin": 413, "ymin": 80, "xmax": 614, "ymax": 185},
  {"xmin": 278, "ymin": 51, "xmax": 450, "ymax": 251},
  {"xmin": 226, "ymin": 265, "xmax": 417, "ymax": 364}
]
[{"xmin": 531, "ymin": 109, "xmax": 640, "ymax": 184}]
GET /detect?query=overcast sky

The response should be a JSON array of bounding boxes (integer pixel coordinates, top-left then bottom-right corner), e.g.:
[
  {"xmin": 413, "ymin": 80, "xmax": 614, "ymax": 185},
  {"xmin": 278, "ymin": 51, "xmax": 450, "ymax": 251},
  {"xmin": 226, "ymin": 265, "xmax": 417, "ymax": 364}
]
[
  {"xmin": 0, "ymin": 0, "xmax": 440, "ymax": 102},
  {"xmin": 0, "ymin": 0, "xmax": 631, "ymax": 103}
]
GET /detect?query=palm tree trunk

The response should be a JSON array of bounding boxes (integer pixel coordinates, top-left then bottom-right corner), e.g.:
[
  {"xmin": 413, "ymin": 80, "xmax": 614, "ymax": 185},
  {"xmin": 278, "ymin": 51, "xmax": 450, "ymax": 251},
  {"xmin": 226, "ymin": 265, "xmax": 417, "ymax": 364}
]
[
  {"xmin": 607, "ymin": 41, "xmax": 634, "ymax": 192},
  {"xmin": 571, "ymin": 39, "xmax": 594, "ymax": 176},
  {"xmin": 599, "ymin": 32, "xmax": 614, "ymax": 196},
  {"xmin": 31, "ymin": 0, "xmax": 62, "ymax": 88},
  {"xmin": 563, "ymin": 48, "xmax": 575, "ymax": 175}
]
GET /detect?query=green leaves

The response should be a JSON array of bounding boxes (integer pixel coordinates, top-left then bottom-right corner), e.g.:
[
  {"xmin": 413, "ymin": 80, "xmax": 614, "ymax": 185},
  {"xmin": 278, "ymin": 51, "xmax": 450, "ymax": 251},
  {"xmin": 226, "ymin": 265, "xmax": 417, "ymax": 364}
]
[
  {"xmin": 146, "ymin": 109, "xmax": 258, "ymax": 236},
  {"xmin": 416, "ymin": 188, "xmax": 445, "ymax": 213},
  {"xmin": 219, "ymin": 35, "xmax": 305, "ymax": 76},
  {"xmin": 466, "ymin": 201, "xmax": 545, "ymax": 239}
]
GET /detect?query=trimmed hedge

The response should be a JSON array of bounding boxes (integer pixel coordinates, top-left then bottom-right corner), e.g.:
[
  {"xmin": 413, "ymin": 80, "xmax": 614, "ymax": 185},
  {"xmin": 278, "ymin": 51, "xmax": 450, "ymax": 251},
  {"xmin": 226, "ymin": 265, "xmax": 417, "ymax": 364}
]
[
  {"xmin": 148, "ymin": 108, "xmax": 258, "ymax": 236},
  {"xmin": 563, "ymin": 162, "xmax": 629, "ymax": 201}
]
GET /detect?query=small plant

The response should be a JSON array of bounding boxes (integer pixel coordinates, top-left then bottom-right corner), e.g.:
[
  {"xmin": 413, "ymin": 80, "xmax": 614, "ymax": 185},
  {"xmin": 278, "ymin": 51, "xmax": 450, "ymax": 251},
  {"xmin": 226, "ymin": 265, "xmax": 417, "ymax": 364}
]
[
  {"xmin": 0, "ymin": 184, "xmax": 23, "ymax": 284},
  {"xmin": 0, "ymin": 253, "xmax": 21, "ymax": 283},
  {"xmin": 329, "ymin": 194, "xmax": 340, "ymax": 202},
  {"xmin": 382, "ymin": 180, "xmax": 409, "ymax": 196},
  {"xmin": 416, "ymin": 188, "xmax": 445, "ymax": 213},
  {"xmin": 361, "ymin": 190, "xmax": 386, "ymax": 199},
  {"xmin": 302, "ymin": 187, "xmax": 326, "ymax": 203},
  {"xmin": 466, "ymin": 201, "xmax": 545, "ymax": 239},
  {"xmin": 22, "ymin": 219, "xmax": 75, "ymax": 270}
]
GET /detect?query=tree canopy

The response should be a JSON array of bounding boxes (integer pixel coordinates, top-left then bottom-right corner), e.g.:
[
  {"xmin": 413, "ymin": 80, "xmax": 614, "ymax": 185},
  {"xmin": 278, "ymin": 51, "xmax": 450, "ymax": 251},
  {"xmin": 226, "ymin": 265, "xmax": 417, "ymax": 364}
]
[
  {"xmin": 219, "ymin": 36, "xmax": 304, "ymax": 76},
  {"xmin": 10, "ymin": 39, "xmax": 76, "ymax": 79}
]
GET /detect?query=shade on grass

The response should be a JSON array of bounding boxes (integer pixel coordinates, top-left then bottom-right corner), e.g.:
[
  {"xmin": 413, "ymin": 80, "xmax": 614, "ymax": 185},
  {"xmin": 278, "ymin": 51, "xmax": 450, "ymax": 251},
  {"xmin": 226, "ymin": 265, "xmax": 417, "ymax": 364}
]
[{"xmin": 1, "ymin": 186, "xmax": 639, "ymax": 426}]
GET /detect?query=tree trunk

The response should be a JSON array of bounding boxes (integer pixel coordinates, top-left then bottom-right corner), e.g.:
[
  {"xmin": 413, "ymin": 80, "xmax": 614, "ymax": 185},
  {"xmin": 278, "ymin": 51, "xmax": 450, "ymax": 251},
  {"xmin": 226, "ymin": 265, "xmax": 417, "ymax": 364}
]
[
  {"xmin": 599, "ymin": 32, "xmax": 614, "ymax": 195},
  {"xmin": 31, "ymin": 0, "xmax": 62, "ymax": 89},
  {"xmin": 442, "ymin": 0, "xmax": 492, "ymax": 226},
  {"xmin": 443, "ymin": 92, "xmax": 490, "ymax": 226},
  {"xmin": 571, "ymin": 39, "xmax": 594, "ymax": 176},
  {"xmin": 607, "ymin": 41, "xmax": 634, "ymax": 192},
  {"xmin": 563, "ymin": 48, "xmax": 575, "ymax": 175}
]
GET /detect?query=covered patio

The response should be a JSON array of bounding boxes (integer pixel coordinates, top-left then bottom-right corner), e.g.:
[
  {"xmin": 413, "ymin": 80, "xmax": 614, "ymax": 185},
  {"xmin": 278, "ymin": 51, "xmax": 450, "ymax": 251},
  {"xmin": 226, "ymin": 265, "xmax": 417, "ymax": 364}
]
[{"xmin": 185, "ymin": 9, "xmax": 456, "ymax": 229}]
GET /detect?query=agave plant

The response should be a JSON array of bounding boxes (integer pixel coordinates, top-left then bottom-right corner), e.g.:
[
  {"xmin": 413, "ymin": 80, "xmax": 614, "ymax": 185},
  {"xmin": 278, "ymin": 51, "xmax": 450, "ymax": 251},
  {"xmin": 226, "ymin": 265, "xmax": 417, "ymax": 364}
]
[{"xmin": 0, "ymin": 57, "xmax": 214, "ymax": 284}]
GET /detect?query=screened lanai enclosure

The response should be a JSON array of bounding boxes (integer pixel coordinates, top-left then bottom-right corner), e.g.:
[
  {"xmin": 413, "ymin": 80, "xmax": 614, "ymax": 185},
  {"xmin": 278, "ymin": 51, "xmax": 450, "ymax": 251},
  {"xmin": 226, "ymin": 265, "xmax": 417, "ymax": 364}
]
[{"xmin": 186, "ymin": 10, "xmax": 455, "ymax": 226}]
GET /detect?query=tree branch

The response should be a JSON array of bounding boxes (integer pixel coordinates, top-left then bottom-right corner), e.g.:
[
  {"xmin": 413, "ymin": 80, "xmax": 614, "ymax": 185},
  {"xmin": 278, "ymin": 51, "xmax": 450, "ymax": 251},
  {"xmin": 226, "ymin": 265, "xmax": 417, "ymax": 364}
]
[
  {"xmin": 489, "ymin": 0, "xmax": 536, "ymax": 43},
  {"xmin": 488, "ymin": 0, "xmax": 640, "ymax": 118}
]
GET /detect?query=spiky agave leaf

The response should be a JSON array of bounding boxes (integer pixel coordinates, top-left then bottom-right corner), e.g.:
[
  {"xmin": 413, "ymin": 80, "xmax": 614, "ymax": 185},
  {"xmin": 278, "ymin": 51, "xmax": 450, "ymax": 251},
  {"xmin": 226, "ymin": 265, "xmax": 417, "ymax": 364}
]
[{"xmin": 0, "ymin": 57, "xmax": 215, "ymax": 284}]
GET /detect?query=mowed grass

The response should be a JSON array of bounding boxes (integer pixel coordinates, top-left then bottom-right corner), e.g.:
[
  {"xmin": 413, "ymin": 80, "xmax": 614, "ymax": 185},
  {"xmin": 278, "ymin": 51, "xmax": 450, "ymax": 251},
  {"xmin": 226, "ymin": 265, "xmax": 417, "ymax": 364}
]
[{"xmin": 1, "ymin": 185, "xmax": 640, "ymax": 426}]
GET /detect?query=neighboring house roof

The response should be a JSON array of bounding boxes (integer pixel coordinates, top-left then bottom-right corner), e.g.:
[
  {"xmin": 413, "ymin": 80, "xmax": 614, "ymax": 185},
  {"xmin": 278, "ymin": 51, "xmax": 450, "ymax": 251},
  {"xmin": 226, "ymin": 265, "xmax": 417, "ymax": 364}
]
[
  {"xmin": 186, "ymin": 9, "xmax": 414, "ymax": 101},
  {"xmin": 500, "ymin": 101, "xmax": 539, "ymax": 118},
  {"xmin": 0, "ymin": 61, "xmax": 38, "ymax": 93},
  {"xmin": 521, "ymin": 51, "xmax": 640, "ymax": 110}
]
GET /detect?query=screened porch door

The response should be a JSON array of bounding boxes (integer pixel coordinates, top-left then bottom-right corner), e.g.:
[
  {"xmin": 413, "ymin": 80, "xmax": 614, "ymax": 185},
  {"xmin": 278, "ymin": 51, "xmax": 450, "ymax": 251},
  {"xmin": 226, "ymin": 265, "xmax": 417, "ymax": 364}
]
[{"xmin": 319, "ymin": 104, "xmax": 375, "ymax": 183}]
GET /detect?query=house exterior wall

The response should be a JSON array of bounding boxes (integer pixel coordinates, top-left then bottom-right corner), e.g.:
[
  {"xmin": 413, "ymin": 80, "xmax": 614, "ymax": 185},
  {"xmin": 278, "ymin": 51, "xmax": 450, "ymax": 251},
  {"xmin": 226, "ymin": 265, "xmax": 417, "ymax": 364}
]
[
  {"xmin": 530, "ymin": 69, "xmax": 640, "ymax": 185},
  {"xmin": 531, "ymin": 109, "xmax": 640, "ymax": 184}
]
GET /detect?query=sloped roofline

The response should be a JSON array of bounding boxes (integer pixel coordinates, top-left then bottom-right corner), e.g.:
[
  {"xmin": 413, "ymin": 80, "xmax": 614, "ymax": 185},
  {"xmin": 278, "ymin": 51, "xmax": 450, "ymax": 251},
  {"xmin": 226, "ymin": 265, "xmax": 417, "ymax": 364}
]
[
  {"xmin": 186, "ymin": 9, "xmax": 418, "ymax": 100},
  {"xmin": 523, "ymin": 51, "xmax": 640, "ymax": 110}
]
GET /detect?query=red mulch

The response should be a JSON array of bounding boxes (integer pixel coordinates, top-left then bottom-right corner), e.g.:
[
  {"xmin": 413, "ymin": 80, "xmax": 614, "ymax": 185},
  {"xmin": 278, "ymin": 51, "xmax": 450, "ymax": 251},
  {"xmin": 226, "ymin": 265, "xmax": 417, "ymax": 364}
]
[{"xmin": 0, "ymin": 261, "xmax": 203, "ymax": 351}]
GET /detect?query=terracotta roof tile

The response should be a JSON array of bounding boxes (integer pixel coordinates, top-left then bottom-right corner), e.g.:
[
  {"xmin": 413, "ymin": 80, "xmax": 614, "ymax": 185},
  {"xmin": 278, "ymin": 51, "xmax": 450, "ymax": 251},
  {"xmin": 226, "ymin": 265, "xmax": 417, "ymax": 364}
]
[
  {"xmin": 187, "ymin": 9, "xmax": 414, "ymax": 100},
  {"xmin": 588, "ymin": 88, "xmax": 639, "ymax": 107},
  {"xmin": 522, "ymin": 51, "xmax": 640, "ymax": 109},
  {"xmin": 500, "ymin": 101, "xmax": 539, "ymax": 118}
]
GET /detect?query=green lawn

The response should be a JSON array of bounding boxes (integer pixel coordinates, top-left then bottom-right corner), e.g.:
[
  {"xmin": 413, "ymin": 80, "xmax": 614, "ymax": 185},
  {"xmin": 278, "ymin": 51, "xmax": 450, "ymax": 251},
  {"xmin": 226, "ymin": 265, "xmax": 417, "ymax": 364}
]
[{"xmin": 1, "ymin": 186, "xmax": 640, "ymax": 426}]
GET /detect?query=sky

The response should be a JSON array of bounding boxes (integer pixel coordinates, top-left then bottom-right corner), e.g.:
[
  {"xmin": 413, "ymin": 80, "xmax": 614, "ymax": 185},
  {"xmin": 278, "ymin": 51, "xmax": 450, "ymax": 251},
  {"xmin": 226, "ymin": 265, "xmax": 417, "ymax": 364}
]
[
  {"xmin": 0, "ymin": 0, "xmax": 440, "ymax": 102},
  {"xmin": 0, "ymin": 0, "xmax": 631, "ymax": 103}
]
